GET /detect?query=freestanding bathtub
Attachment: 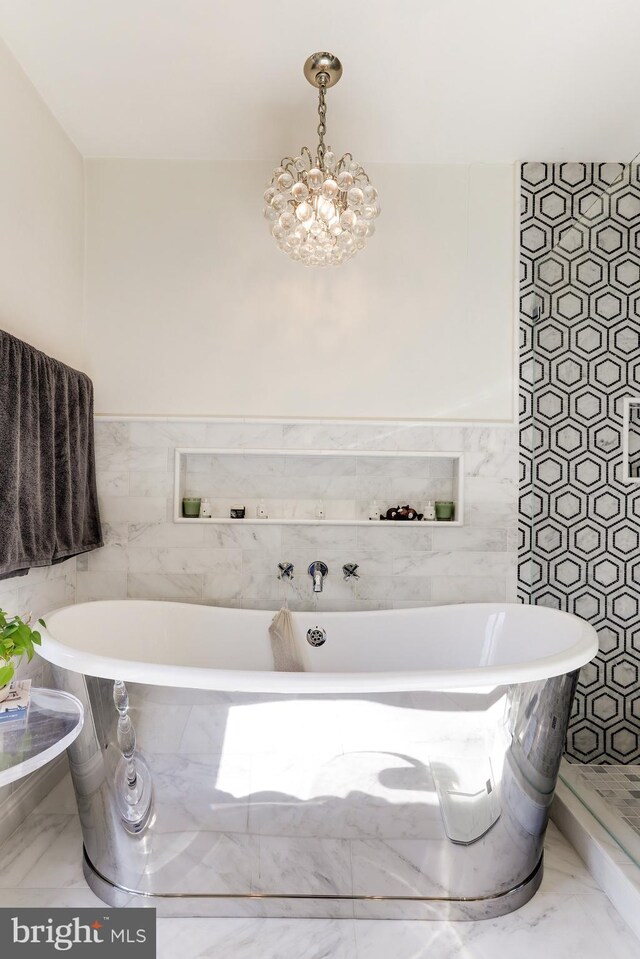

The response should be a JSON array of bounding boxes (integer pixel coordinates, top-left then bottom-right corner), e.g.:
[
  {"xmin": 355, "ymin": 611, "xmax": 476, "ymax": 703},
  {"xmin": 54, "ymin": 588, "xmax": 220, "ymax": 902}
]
[{"xmin": 39, "ymin": 600, "xmax": 597, "ymax": 920}]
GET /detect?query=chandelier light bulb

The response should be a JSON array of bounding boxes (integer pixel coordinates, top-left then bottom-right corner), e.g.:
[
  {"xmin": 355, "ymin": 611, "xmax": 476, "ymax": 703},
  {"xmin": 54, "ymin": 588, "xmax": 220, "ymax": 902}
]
[{"xmin": 263, "ymin": 52, "xmax": 380, "ymax": 267}]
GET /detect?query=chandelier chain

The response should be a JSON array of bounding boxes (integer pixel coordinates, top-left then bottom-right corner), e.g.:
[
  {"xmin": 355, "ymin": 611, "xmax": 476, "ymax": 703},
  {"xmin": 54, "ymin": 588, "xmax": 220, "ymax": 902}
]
[{"xmin": 317, "ymin": 83, "xmax": 327, "ymax": 167}]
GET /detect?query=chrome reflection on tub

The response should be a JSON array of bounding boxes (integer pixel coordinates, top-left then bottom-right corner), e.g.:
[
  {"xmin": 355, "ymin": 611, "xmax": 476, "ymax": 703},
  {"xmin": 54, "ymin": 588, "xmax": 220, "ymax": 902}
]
[
  {"xmin": 53, "ymin": 667, "xmax": 578, "ymax": 919},
  {"xmin": 43, "ymin": 599, "xmax": 596, "ymax": 920},
  {"xmin": 112, "ymin": 681, "xmax": 153, "ymax": 834}
]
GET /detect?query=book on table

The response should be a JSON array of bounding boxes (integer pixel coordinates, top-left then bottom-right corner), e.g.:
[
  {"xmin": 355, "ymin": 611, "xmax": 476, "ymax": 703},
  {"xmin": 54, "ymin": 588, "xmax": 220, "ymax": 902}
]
[{"xmin": 0, "ymin": 679, "xmax": 31, "ymax": 723}]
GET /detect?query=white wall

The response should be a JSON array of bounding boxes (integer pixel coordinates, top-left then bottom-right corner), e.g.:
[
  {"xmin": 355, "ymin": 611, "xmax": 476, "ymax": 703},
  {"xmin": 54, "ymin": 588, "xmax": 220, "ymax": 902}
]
[
  {"xmin": 0, "ymin": 35, "xmax": 83, "ymax": 614},
  {"xmin": 0, "ymin": 37, "xmax": 84, "ymax": 815},
  {"xmin": 85, "ymin": 160, "xmax": 515, "ymax": 422},
  {"xmin": 0, "ymin": 35, "xmax": 84, "ymax": 611},
  {"xmin": 0, "ymin": 37, "xmax": 84, "ymax": 367}
]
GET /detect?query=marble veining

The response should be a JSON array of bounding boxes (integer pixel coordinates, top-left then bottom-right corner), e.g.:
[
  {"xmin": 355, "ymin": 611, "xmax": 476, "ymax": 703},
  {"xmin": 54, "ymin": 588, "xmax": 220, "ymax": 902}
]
[
  {"xmin": 0, "ymin": 780, "xmax": 638, "ymax": 957},
  {"xmin": 84, "ymin": 418, "xmax": 517, "ymax": 609}
]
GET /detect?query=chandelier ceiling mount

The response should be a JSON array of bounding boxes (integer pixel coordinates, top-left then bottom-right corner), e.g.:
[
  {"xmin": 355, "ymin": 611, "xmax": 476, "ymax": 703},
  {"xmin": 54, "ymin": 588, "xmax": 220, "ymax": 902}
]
[{"xmin": 302, "ymin": 52, "xmax": 343, "ymax": 90}]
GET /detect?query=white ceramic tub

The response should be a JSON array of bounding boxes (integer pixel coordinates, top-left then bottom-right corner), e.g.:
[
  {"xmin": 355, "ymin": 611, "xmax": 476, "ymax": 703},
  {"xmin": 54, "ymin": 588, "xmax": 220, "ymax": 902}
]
[{"xmin": 40, "ymin": 600, "xmax": 596, "ymax": 693}]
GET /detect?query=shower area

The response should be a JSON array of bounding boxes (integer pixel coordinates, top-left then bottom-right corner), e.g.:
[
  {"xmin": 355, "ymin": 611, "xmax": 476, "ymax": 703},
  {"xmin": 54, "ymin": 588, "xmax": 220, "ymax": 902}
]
[{"xmin": 519, "ymin": 160, "xmax": 640, "ymax": 865}]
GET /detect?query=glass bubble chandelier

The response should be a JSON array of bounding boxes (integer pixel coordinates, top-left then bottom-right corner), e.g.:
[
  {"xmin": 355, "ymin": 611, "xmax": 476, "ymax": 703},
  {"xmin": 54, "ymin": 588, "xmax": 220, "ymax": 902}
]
[{"xmin": 263, "ymin": 52, "xmax": 380, "ymax": 267}]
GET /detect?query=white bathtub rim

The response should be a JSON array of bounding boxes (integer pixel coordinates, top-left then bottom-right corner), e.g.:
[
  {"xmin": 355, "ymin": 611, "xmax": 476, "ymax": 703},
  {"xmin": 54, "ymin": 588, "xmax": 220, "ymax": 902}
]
[{"xmin": 38, "ymin": 600, "xmax": 598, "ymax": 694}]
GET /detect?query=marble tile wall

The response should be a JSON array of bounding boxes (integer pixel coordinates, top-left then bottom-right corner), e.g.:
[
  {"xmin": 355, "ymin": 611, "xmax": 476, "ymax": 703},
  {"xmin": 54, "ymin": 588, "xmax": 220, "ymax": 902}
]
[
  {"xmin": 0, "ymin": 561, "xmax": 77, "ymax": 628},
  {"xmin": 83, "ymin": 419, "xmax": 518, "ymax": 611}
]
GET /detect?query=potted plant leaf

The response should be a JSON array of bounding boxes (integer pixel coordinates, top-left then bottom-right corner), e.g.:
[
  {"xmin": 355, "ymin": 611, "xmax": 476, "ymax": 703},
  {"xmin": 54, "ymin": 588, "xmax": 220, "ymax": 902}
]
[{"xmin": 0, "ymin": 609, "xmax": 44, "ymax": 702}]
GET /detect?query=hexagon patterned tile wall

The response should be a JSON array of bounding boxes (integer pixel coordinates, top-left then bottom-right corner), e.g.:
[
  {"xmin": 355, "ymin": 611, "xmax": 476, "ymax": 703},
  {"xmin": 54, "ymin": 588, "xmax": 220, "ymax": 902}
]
[{"xmin": 519, "ymin": 161, "xmax": 640, "ymax": 763}]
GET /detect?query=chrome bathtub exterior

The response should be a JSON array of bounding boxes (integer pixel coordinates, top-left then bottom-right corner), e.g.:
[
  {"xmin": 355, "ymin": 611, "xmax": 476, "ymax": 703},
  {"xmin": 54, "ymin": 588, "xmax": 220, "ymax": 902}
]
[{"xmin": 54, "ymin": 665, "xmax": 578, "ymax": 919}]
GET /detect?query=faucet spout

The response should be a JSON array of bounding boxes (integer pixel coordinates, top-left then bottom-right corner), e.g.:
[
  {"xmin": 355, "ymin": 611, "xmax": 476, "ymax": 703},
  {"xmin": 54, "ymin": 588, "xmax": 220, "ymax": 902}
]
[{"xmin": 308, "ymin": 561, "xmax": 328, "ymax": 593}]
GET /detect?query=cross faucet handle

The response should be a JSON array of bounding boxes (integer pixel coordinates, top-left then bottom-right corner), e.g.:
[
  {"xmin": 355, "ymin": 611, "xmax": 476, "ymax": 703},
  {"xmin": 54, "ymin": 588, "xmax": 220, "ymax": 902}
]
[
  {"xmin": 278, "ymin": 562, "xmax": 294, "ymax": 580},
  {"xmin": 342, "ymin": 563, "xmax": 359, "ymax": 580}
]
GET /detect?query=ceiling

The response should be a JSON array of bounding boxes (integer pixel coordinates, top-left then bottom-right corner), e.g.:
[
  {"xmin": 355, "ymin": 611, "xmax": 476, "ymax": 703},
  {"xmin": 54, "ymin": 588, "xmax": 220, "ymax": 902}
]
[{"xmin": 1, "ymin": 0, "xmax": 639, "ymax": 163}]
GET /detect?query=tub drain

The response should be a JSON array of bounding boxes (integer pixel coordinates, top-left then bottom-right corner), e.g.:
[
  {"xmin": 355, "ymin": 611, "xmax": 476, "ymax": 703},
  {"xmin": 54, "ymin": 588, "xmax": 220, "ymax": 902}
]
[{"xmin": 307, "ymin": 627, "xmax": 326, "ymax": 647}]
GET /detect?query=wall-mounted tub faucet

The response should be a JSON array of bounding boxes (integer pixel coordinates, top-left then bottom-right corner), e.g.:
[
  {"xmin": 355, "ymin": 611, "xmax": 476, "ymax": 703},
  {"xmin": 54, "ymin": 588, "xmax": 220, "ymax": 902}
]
[{"xmin": 308, "ymin": 561, "xmax": 328, "ymax": 593}]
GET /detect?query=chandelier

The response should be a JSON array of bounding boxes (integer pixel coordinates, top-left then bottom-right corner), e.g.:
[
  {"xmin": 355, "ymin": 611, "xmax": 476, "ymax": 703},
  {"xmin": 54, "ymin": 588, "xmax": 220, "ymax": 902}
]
[{"xmin": 263, "ymin": 52, "xmax": 380, "ymax": 267}]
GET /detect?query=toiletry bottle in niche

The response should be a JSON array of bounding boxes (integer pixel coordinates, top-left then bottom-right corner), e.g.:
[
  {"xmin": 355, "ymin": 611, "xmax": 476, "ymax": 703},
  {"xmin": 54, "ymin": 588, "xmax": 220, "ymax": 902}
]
[
  {"xmin": 369, "ymin": 499, "xmax": 380, "ymax": 521},
  {"xmin": 256, "ymin": 499, "xmax": 268, "ymax": 520},
  {"xmin": 200, "ymin": 498, "xmax": 212, "ymax": 518},
  {"xmin": 423, "ymin": 501, "xmax": 436, "ymax": 521},
  {"xmin": 315, "ymin": 500, "xmax": 325, "ymax": 520}
]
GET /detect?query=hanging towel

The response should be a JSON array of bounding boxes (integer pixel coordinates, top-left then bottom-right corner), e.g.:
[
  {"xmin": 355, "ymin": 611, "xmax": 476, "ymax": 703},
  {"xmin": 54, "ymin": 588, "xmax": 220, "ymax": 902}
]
[
  {"xmin": 269, "ymin": 605, "xmax": 305, "ymax": 672},
  {"xmin": 0, "ymin": 329, "xmax": 103, "ymax": 579}
]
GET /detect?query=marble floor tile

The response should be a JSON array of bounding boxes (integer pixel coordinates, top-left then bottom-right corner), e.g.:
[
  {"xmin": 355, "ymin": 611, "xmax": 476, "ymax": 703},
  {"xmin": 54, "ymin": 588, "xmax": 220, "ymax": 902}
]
[
  {"xmin": 19, "ymin": 815, "xmax": 87, "ymax": 889},
  {"xmin": 573, "ymin": 892, "xmax": 640, "ymax": 958},
  {"xmin": 156, "ymin": 917, "xmax": 358, "ymax": 959},
  {"xmin": 0, "ymin": 814, "xmax": 74, "ymax": 888},
  {"xmin": 0, "ymin": 775, "xmax": 638, "ymax": 958},
  {"xmin": 353, "ymin": 891, "xmax": 640, "ymax": 959},
  {"xmin": 7, "ymin": 888, "xmax": 108, "ymax": 908}
]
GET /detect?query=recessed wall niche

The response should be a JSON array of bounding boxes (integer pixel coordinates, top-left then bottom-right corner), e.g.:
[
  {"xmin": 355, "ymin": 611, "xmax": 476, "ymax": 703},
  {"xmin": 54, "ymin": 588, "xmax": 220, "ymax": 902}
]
[{"xmin": 174, "ymin": 448, "xmax": 464, "ymax": 526}]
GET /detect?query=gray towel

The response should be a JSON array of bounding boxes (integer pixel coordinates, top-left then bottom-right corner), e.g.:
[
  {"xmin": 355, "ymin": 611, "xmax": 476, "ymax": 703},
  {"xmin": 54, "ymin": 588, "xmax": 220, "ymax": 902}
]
[{"xmin": 0, "ymin": 329, "xmax": 103, "ymax": 579}]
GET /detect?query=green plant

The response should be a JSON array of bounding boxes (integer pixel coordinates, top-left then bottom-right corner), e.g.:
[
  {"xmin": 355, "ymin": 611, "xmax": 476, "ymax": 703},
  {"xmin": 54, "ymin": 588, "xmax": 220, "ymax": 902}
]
[{"xmin": 0, "ymin": 609, "xmax": 44, "ymax": 688}]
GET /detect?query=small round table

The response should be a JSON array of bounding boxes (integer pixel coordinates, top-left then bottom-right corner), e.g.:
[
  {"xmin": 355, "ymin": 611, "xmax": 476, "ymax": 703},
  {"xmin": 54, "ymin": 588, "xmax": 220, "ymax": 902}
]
[{"xmin": 0, "ymin": 688, "xmax": 84, "ymax": 788}]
